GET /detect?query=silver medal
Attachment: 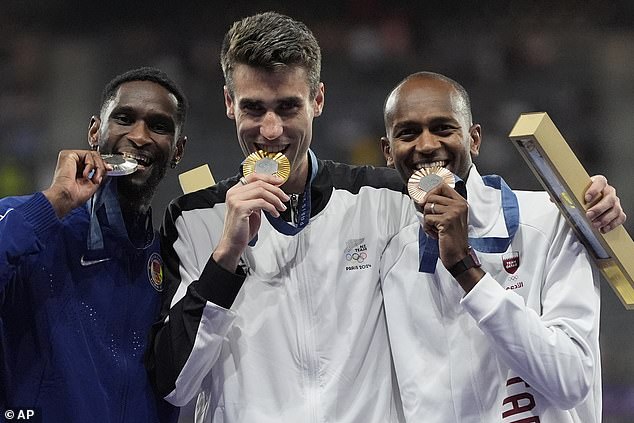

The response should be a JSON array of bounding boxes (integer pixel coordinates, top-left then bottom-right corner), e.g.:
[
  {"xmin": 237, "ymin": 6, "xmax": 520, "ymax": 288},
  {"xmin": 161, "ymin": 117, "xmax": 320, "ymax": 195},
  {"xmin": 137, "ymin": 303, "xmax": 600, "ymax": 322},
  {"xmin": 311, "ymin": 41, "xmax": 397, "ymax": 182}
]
[{"xmin": 101, "ymin": 154, "xmax": 138, "ymax": 176}]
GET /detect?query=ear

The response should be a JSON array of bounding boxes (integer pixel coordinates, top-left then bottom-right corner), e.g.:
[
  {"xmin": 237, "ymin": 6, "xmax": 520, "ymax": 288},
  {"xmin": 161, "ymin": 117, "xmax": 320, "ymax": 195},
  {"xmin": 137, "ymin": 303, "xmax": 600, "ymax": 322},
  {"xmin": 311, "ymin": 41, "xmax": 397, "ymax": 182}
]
[
  {"xmin": 224, "ymin": 86, "xmax": 235, "ymax": 120},
  {"xmin": 313, "ymin": 82, "xmax": 325, "ymax": 117},
  {"xmin": 380, "ymin": 136, "xmax": 394, "ymax": 168},
  {"xmin": 172, "ymin": 135, "xmax": 187, "ymax": 164},
  {"xmin": 88, "ymin": 116, "xmax": 101, "ymax": 150},
  {"xmin": 469, "ymin": 123, "xmax": 482, "ymax": 158}
]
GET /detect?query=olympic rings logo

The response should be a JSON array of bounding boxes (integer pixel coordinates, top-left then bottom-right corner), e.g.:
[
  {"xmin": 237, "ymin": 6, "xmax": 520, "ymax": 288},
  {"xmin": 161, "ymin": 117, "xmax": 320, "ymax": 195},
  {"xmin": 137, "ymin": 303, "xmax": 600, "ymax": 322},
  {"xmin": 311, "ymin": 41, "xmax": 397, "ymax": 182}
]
[{"xmin": 346, "ymin": 252, "xmax": 367, "ymax": 263}]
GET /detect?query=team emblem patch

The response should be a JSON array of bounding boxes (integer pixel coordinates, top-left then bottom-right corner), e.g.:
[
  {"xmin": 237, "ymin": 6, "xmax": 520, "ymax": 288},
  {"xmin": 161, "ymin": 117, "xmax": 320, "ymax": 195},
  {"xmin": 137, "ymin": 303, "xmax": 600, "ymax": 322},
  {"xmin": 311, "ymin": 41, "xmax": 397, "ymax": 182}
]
[
  {"xmin": 502, "ymin": 251, "xmax": 520, "ymax": 274},
  {"xmin": 344, "ymin": 238, "xmax": 372, "ymax": 271},
  {"xmin": 147, "ymin": 252, "xmax": 164, "ymax": 292}
]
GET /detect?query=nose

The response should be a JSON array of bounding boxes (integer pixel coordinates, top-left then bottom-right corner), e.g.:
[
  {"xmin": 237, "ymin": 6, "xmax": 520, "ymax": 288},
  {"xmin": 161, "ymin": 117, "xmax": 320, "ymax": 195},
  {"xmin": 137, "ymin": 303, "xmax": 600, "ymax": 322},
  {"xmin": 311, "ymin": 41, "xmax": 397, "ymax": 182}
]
[
  {"xmin": 415, "ymin": 130, "xmax": 441, "ymax": 154},
  {"xmin": 127, "ymin": 121, "xmax": 152, "ymax": 146},
  {"xmin": 260, "ymin": 111, "xmax": 283, "ymax": 140}
]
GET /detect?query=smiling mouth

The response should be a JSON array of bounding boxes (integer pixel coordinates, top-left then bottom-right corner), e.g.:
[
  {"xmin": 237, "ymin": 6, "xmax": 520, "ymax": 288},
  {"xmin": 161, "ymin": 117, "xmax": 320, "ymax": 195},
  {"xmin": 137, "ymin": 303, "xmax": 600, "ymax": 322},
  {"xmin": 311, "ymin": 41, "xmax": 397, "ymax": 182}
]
[
  {"xmin": 120, "ymin": 152, "xmax": 152, "ymax": 168},
  {"xmin": 414, "ymin": 160, "xmax": 447, "ymax": 170},
  {"xmin": 254, "ymin": 143, "xmax": 288, "ymax": 154}
]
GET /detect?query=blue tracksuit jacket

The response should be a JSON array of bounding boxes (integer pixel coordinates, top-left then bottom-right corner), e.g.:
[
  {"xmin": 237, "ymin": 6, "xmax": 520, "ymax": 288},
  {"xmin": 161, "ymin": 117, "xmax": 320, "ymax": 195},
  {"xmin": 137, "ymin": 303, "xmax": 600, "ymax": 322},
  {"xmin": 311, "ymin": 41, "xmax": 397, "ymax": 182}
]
[{"xmin": 0, "ymin": 192, "xmax": 177, "ymax": 423}]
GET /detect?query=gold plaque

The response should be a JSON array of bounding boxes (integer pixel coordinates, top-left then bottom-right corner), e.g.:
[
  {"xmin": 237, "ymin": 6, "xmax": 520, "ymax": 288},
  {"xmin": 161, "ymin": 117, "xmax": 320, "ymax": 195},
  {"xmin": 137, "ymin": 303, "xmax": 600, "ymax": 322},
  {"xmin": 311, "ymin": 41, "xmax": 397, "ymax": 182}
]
[
  {"xmin": 242, "ymin": 150, "xmax": 291, "ymax": 182},
  {"xmin": 509, "ymin": 112, "xmax": 634, "ymax": 310},
  {"xmin": 407, "ymin": 167, "xmax": 455, "ymax": 204},
  {"xmin": 179, "ymin": 164, "xmax": 216, "ymax": 194}
]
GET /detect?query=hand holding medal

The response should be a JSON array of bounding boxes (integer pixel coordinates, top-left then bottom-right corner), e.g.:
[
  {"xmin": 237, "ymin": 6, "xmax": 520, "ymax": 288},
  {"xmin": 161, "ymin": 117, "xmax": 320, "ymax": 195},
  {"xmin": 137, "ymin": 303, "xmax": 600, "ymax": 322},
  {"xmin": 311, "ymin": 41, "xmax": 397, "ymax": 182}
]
[
  {"xmin": 407, "ymin": 166, "xmax": 455, "ymax": 210},
  {"xmin": 213, "ymin": 150, "xmax": 291, "ymax": 272}
]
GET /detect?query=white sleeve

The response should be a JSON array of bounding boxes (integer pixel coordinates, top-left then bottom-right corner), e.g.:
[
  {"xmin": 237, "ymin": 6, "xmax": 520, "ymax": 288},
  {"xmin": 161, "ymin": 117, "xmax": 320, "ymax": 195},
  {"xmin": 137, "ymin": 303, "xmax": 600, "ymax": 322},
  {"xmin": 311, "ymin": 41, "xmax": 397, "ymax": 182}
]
[{"xmin": 461, "ymin": 226, "xmax": 600, "ymax": 409}]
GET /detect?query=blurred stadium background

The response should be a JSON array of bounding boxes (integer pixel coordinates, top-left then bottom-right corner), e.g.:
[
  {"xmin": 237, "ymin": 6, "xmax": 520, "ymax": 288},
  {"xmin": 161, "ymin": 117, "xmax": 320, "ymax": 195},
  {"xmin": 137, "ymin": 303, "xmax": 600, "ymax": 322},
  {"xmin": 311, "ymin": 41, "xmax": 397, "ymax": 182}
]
[{"xmin": 2, "ymin": 1, "xmax": 633, "ymax": 421}]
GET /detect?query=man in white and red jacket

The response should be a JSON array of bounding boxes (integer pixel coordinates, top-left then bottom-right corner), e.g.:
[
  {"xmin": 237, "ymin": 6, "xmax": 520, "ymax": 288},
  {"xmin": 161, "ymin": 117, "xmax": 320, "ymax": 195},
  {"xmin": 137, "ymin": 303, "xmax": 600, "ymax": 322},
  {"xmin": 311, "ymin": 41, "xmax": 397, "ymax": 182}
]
[{"xmin": 379, "ymin": 71, "xmax": 624, "ymax": 422}]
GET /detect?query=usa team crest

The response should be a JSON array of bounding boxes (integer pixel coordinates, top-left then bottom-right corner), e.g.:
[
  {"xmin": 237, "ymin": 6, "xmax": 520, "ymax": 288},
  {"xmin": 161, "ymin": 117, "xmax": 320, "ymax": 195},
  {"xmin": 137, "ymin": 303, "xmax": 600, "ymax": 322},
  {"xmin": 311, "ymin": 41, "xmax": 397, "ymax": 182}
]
[
  {"xmin": 502, "ymin": 251, "xmax": 520, "ymax": 274},
  {"xmin": 147, "ymin": 252, "xmax": 164, "ymax": 291}
]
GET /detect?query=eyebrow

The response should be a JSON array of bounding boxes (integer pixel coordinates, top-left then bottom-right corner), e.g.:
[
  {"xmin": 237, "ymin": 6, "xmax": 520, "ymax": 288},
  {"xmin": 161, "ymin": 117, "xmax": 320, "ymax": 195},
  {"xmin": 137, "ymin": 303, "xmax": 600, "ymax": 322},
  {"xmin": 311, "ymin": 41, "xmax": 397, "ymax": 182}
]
[
  {"xmin": 393, "ymin": 115, "xmax": 459, "ymax": 128},
  {"xmin": 110, "ymin": 106, "xmax": 175, "ymax": 121},
  {"xmin": 109, "ymin": 105, "xmax": 135, "ymax": 116},
  {"xmin": 238, "ymin": 96, "xmax": 303, "ymax": 107}
]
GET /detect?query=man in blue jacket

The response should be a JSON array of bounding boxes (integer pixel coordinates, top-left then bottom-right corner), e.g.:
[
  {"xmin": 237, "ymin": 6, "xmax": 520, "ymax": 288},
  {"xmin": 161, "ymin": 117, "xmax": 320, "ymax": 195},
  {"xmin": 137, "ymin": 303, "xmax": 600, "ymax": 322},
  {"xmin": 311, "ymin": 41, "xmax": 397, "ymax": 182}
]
[{"xmin": 0, "ymin": 67, "xmax": 187, "ymax": 422}]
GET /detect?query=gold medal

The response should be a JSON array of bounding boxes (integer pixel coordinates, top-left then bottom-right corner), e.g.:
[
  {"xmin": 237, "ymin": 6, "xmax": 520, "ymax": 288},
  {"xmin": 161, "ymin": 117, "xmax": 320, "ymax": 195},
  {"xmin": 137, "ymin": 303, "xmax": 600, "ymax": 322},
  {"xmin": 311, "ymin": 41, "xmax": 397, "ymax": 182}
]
[
  {"xmin": 242, "ymin": 150, "xmax": 291, "ymax": 182},
  {"xmin": 407, "ymin": 167, "xmax": 455, "ymax": 204},
  {"xmin": 101, "ymin": 154, "xmax": 138, "ymax": 176}
]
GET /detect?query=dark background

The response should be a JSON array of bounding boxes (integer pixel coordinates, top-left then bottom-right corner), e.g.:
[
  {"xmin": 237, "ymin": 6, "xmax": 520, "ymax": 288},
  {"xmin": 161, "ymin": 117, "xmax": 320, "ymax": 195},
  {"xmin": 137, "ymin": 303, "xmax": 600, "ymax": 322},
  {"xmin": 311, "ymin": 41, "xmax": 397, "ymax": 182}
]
[{"xmin": 1, "ymin": 1, "xmax": 633, "ymax": 421}]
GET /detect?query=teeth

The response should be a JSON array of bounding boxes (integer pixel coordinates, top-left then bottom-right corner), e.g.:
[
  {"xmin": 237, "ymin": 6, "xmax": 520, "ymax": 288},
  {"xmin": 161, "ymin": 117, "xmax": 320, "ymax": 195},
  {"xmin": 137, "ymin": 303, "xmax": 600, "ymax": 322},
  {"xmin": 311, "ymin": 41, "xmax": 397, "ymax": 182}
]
[
  {"xmin": 121, "ymin": 152, "xmax": 150, "ymax": 165},
  {"xmin": 416, "ymin": 161, "xmax": 446, "ymax": 170},
  {"xmin": 255, "ymin": 144, "xmax": 287, "ymax": 154}
]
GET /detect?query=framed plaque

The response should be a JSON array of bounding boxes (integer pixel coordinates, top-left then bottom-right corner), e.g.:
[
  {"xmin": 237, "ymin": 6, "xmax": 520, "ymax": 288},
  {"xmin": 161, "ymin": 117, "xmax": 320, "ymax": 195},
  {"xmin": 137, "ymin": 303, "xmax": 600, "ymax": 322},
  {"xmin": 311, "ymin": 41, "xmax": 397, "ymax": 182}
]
[{"xmin": 509, "ymin": 112, "xmax": 634, "ymax": 309}]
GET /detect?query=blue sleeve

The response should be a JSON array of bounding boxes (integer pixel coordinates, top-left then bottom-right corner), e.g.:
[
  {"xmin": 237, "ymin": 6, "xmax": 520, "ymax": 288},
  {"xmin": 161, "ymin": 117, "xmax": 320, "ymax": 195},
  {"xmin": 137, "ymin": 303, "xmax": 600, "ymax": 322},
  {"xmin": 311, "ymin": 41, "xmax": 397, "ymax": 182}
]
[{"xmin": 0, "ymin": 193, "xmax": 60, "ymax": 290}]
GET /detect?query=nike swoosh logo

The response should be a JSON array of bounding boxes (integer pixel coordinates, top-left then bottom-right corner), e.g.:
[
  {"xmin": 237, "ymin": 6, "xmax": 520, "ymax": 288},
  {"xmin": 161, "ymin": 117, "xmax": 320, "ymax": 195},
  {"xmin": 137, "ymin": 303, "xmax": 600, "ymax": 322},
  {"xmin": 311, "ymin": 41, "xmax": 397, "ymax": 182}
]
[
  {"xmin": 0, "ymin": 208, "xmax": 15, "ymax": 222},
  {"xmin": 80, "ymin": 256, "xmax": 112, "ymax": 267}
]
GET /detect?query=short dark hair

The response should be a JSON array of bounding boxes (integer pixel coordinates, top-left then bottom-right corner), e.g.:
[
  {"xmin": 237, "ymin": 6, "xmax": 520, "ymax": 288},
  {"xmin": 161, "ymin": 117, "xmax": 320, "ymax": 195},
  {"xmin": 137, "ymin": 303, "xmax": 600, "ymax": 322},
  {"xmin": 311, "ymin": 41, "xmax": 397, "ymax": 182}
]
[
  {"xmin": 384, "ymin": 71, "xmax": 473, "ymax": 128},
  {"xmin": 220, "ymin": 11, "xmax": 322, "ymax": 99},
  {"xmin": 100, "ymin": 66, "xmax": 188, "ymax": 129}
]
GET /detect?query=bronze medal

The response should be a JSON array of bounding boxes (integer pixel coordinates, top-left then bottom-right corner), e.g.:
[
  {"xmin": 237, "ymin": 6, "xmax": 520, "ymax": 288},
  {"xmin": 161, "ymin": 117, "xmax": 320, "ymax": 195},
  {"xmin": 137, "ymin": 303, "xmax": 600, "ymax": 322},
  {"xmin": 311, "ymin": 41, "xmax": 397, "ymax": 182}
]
[{"xmin": 407, "ymin": 167, "xmax": 455, "ymax": 204}]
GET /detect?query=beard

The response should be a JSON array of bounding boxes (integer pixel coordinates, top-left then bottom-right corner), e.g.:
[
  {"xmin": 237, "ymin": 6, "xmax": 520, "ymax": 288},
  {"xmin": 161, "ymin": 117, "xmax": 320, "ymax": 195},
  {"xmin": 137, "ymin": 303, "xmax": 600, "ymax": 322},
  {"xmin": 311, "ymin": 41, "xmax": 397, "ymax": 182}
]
[{"xmin": 116, "ymin": 157, "xmax": 168, "ymax": 213}]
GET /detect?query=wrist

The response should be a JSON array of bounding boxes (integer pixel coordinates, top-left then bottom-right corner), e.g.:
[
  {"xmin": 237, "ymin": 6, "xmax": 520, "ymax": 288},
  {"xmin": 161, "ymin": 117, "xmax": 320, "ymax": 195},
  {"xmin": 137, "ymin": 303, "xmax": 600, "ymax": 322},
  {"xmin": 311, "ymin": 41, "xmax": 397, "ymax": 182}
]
[
  {"xmin": 42, "ymin": 187, "xmax": 72, "ymax": 219},
  {"xmin": 212, "ymin": 244, "xmax": 243, "ymax": 273},
  {"xmin": 447, "ymin": 246, "xmax": 481, "ymax": 278}
]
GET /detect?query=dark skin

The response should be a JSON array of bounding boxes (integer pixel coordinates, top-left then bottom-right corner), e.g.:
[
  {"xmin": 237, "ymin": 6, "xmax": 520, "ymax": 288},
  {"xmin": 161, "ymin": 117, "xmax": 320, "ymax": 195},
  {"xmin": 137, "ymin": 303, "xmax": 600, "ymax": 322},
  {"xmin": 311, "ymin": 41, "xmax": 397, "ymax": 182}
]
[
  {"xmin": 44, "ymin": 81, "xmax": 186, "ymax": 224},
  {"xmin": 382, "ymin": 74, "xmax": 627, "ymax": 293}
]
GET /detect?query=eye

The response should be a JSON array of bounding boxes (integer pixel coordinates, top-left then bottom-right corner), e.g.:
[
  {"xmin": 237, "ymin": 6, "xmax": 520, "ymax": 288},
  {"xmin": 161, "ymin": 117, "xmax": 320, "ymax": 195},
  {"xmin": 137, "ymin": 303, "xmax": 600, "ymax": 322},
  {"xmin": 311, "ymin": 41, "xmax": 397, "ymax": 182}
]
[
  {"xmin": 431, "ymin": 124, "xmax": 457, "ymax": 136},
  {"xmin": 113, "ymin": 113, "xmax": 133, "ymax": 125},
  {"xmin": 277, "ymin": 100, "xmax": 300, "ymax": 115},
  {"xmin": 242, "ymin": 102, "xmax": 265, "ymax": 116},
  {"xmin": 151, "ymin": 123, "xmax": 170, "ymax": 134},
  {"xmin": 395, "ymin": 127, "xmax": 419, "ymax": 140},
  {"xmin": 149, "ymin": 118, "xmax": 175, "ymax": 134}
]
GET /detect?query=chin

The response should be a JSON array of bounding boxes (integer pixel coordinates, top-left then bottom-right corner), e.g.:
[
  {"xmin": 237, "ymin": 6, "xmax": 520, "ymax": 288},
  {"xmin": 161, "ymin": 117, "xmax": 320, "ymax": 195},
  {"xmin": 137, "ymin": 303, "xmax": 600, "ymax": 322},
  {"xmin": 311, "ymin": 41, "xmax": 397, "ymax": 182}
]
[{"xmin": 117, "ymin": 169, "xmax": 163, "ymax": 205}]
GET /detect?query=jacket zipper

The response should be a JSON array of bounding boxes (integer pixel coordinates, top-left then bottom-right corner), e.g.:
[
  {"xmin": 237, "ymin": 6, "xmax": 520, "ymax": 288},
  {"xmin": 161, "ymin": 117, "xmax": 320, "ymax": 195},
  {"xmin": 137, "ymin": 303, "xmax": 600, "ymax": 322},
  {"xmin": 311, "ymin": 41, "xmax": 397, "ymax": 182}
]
[{"xmin": 290, "ymin": 194, "xmax": 300, "ymax": 225}]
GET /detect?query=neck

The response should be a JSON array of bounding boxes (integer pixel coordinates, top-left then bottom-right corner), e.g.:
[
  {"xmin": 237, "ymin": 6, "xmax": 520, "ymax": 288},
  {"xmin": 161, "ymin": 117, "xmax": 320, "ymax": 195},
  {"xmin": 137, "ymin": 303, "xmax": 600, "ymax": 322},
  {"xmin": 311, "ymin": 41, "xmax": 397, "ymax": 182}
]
[
  {"xmin": 120, "ymin": 199, "xmax": 151, "ymax": 245},
  {"xmin": 282, "ymin": 157, "xmax": 310, "ymax": 194}
]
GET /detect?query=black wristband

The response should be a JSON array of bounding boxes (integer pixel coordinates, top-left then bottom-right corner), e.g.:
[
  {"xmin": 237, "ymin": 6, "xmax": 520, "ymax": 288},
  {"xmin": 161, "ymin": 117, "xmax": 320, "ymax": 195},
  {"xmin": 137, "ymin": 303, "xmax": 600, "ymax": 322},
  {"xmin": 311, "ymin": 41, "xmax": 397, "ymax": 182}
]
[{"xmin": 447, "ymin": 247, "xmax": 481, "ymax": 277}]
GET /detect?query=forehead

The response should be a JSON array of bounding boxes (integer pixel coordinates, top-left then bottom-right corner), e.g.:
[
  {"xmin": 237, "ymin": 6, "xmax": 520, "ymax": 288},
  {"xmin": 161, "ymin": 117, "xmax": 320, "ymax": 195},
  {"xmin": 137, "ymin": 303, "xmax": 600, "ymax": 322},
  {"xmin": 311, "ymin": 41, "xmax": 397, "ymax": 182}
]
[
  {"xmin": 231, "ymin": 64, "xmax": 311, "ymax": 101},
  {"xmin": 387, "ymin": 78, "xmax": 462, "ymax": 124},
  {"xmin": 104, "ymin": 80, "xmax": 179, "ymax": 117}
]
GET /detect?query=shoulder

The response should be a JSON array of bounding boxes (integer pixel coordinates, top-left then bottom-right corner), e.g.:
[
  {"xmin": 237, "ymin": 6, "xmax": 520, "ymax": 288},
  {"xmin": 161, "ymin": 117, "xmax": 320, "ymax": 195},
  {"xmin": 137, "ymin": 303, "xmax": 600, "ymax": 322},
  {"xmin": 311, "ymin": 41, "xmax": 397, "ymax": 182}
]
[
  {"xmin": 515, "ymin": 190, "xmax": 559, "ymax": 218},
  {"xmin": 319, "ymin": 160, "xmax": 406, "ymax": 194},
  {"xmin": 514, "ymin": 189, "xmax": 567, "ymax": 234},
  {"xmin": 166, "ymin": 175, "xmax": 237, "ymax": 216}
]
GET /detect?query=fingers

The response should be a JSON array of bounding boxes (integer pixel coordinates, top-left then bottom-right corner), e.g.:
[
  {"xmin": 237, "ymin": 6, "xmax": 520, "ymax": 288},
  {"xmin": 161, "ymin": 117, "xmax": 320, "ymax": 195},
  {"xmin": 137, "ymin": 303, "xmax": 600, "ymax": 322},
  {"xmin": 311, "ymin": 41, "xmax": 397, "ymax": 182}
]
[
  {"xmin": 214, "ymin": 174, "xmax": 291, "ymax": 270},
  {"xmin": 585, "ymin": 180, "xmax": 627, "ymax": 233},
  {"xmin": 585, "ymin": 174, "xmax": 607, "ymax": 204},
  {"xmin": 230, "ymin": 174, "xmax": 289, "ymax": 217},
  {"xmin": 419, "ymin": 185, "xmax": 469, "ymax": 240},
  {"xmin": 586, "ymin": 197, "xmax": 626, "ymax": 234},
  {"xmin": 77, "ymin": 150, "xmax": 111, "ymax": 184},
  {"xmin": 45, "ymin": 150, "xmax": 112, "ymax": 218},
  {"xmin": 419, "ymin": 183, "xmax": 464, "ymax": 215}
]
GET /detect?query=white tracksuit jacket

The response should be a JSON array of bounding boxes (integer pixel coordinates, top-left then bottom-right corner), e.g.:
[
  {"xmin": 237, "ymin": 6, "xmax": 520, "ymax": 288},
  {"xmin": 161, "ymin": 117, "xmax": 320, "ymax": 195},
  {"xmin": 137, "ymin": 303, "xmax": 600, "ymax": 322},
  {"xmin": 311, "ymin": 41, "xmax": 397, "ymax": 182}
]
[
  {"xmin": 147, "ymin": 156, "xmax": 417, "ymax": 423},
  {"xmin": 380, "ymin": 166, "xmax": 601, "ymax": 423}
]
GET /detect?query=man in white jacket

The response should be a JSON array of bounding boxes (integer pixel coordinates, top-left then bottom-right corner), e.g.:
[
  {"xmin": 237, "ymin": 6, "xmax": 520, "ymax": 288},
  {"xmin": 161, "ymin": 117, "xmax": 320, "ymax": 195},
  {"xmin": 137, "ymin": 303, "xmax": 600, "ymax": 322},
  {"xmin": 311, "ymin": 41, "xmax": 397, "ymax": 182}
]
[{"xmin": 379, "ymin": 71, "xmax": 618, "ymax": 422}]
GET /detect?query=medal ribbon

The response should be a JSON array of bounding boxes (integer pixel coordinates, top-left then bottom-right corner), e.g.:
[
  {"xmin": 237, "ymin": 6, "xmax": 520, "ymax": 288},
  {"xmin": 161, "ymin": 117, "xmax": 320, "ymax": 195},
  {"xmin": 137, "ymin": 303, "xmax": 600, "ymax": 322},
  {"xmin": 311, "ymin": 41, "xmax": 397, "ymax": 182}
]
[
  {"xmin": 87, "ymin": 178, "xmax": 127, "ymax": 251},
  {"xmin": 263, "ymin": 149, "xmax": 318, "ymax": 236},
  {"xmin": 418, "ymin": 174, "xmax": 519, "ymax": 273}
]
